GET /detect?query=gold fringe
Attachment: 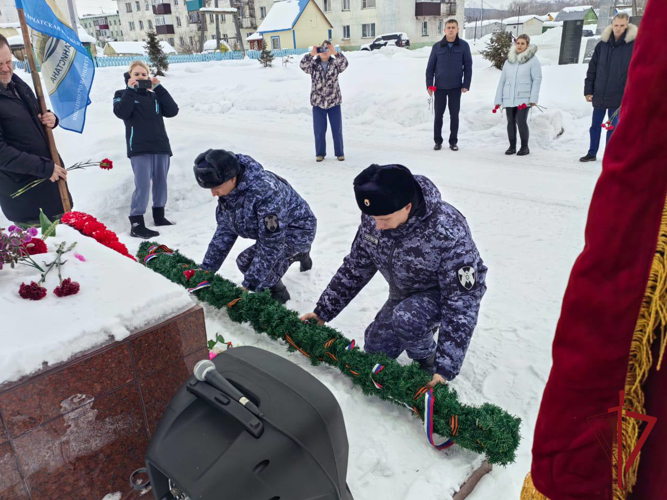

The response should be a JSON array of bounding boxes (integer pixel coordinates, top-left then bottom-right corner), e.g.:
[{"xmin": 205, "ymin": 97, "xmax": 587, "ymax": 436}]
[
  {"xmin": 520, "ymin": 473, "xmax": 550, "ymax": 500},
  {"xmin": 615, "ymin": 200, "xmax": 667, "ymax": 498}
]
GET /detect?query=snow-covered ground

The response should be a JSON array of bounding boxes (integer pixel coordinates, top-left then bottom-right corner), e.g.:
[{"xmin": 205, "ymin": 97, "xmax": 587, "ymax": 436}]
[{"xmin": 2, "ymin": 29, "xmax": 606, "ymax": 498}]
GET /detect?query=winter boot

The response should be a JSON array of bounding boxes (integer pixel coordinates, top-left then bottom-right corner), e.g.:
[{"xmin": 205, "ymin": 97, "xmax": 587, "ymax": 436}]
[
  {"xmin": 433, "ymin": 143, "xmax": 442, "ymax": 151},
  {"xmin": 316, "ymin": 156, "xmax": 324, "ymax": 162},
  {"xmin": 579, "ymin": 154, "xmax": 597, "ymax": 162},
  {"xmin": 289, "ymin": 252, "xmax": 312, "ymax": 272},
  {"xmin": 517, "ymin": 147, "xmax": 530, "ymax": 156},
  {"xmin": 449, "ymin": 144, "xmax": 459, "ymax": 151},
  {"xmin": 337, "ymin": 156, "xmax": 345, "ymax": 161},
  {"xmin": 269, "ymin": 280, "xmax": 291, "ymax": 304},
  {"xmin": 130, "ymin": 215, "xmax": 160, "ymax": 239},
  {"xmin": 152, "ymin": 207, "xmax": 174, "ymax": 226},
  {"xmin": 505, "ymin": 146, "xmax": 517, "ymax": 155},
  {"xmin": 416, "ymin": 352, "xmax": 436, "ymax": 375}
]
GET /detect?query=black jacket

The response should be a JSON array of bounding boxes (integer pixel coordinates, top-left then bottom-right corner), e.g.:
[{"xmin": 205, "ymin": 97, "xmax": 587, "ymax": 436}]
[
  {"xmin": 584, "ymin": 24, "xmax": 637, "ymax": 109},
  {"xmin": 0, "ymin": 74, "xmax": 73, "ymax": 223},
  {"xmin": 426, "ymin": 35, "xmax": 473, "ymax": 91},
  {"xmin": 113, "ymin": 73, "xmax": 179, "ymax": 158}
]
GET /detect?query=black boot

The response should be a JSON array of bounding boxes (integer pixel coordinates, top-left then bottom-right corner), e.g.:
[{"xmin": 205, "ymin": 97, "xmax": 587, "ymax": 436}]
[
  {"xmin": 579, "ymin": 154, "xmax": 597, "ymax": 162},
  {"xmin": 270, "ymin": 280, "xmax": 291, "ymax": 304},
  {"xmin": 289, "ymin": 252, "xmax": 313, "ymax": 272},
  {"xmin": 505, "ymin": 145, "xmax": 517, "ymax": 155},
  {"xmin": 129, "ymin": 215, "xmax": 160, "ymax": 239},
  {"xmin": 152, "ymin": 207, "xmax": 174, "ymax": 226},
  {"xmin": 517, "ymin": 147, "xmax": 530, "ymax": 156},
  {"xmin": 416, "ymin": 352, "xmax": 436, "ymax": 375}
]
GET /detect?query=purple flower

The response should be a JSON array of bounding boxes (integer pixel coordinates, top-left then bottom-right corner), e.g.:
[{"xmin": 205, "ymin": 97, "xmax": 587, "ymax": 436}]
[
  {"xmin": 73, "ymin": 252, "xmax": 86, "ymax": 262},
  {"xmin": 27, "ymin": 227, "xmax": 39, "ymax": 237},
  {"xmin": 8, "ymin": 225, "xmax": 19, "ymax": 233},
  {"xmin": 21, "ymin": 233, "xmax": 32, "ymax": 243}
]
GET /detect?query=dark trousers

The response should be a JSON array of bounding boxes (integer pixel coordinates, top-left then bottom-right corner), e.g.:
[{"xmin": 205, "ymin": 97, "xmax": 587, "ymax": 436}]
[
  {"xmin": 434, "ymin": 88, "xmax": 462, "ymax": 146},
  {"xmin": 588, "ymin": 107, "xmax": 619, "ymax": 156},
  {"xmin": 506, "ymin": 107, "xmax": 530, "ymax": 149},
  {"xmin": 312, "ymin": 105, "xmax": 344, "ymax": 158}
]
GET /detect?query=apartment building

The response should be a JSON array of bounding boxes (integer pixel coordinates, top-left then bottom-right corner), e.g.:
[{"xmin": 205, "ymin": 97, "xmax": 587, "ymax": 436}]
[{"xmin": 80, "ymin": 12, "xmax": 125, "ymax": 43}]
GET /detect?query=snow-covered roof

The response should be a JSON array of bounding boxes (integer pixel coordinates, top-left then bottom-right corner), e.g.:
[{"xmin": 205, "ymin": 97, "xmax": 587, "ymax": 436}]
[
  {"xmin": 502, "ymin": 15, "xmax": 543, "ymax": 25},
  {"xmin": 465, "ymin": 19, "xmax": 501, "ymax": 28},
  {"xmin": 203, "ymin": 38, "xmax": 232, "ymax": 51},
  {"xmin": 200, "ymin": 7, "xmax": 237, "ymax": 13},
  {"xmin": 247, "ymin": 32, "xmax": 263, "ymax": 41},
  {"xmin": 0, "ymin": 22, "xmax": 20, "ymax": 29},
  {"xmin": 106, "ymin": 41, "xmax": 177, "ymax": 55},
  {"xmin": 5, "ymin": 26, "xmax": 96, "ymax": 45},
  {"xmin": 544, "ymin": 21, "xmax": 564, "ymax": 28},
  {"xmin": 80, "ymin": 12, "xmax": 118, "ymax": 19},
  {"xmin": 556, "ymin": 7, "xmax": 597, "ymax": 22},
  {"xmin": 563, "ymin": 5, "xmax": 593, "ymax": 13},
  {"xmin": 258, "ymin": 0, "xmax": 310, "ymax": 33},
  {"xmin": 6, "ymin": 35, "xmax": 22, "ymax": 46}
]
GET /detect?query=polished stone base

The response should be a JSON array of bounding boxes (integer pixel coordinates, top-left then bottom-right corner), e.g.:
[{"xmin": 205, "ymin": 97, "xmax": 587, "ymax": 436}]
[{"xmin": 0, "ymin": 305, "xmax": 207, "ymax": 500}]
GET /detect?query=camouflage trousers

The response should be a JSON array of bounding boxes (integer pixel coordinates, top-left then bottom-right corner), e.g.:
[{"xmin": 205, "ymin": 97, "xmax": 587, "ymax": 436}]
[
  {"xmin": 236, "ymin": 231, "xmax": 315, "ymax": 291},
  {"xmin": 364, "ymin": 290, "xmax": 440, "ymax": 362}
]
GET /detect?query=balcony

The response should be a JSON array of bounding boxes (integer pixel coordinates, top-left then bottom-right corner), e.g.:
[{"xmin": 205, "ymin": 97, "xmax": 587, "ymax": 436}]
[
  {"xmin": 186, "ymin": 0, "xmax": 202, "ymax": 12},
  {"xmin": 415, "ymin": 1, "xmax": 456, "ymax": 17},
  {"xmin": 156, "ymin": 24, "xmax": 175, "ymax": 34},
  {"xmin": 98, "ymin": 23, "xmax": 109, "ymax": 30},
  {"xmin": 153, "ymin": 4, "xmax": 172, "ymax": 14}
]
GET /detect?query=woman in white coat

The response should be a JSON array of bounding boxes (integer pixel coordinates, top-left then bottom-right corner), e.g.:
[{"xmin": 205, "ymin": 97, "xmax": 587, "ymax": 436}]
[{"xmin": 494, "ymin": 34, "xmax": 542, "ymax": 156}]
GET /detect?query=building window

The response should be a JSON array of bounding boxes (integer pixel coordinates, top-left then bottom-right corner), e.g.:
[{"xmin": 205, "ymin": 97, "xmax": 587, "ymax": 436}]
[
  {"xmin": 362, "ymin": 23, "xmax": 375, "ymax": 38},
  {"xmin": 125, "ymin": 2, "xmax": 131, "ymax": 13},
  {"xmin": 148, "ymin": 20, "xmax": 153, "ymax": 29},
  {"xmin": 145, "ymin": 1, "xmax": 149, "ymax": 10},
  {"xmin": 169, "ymin": 37, "xmax": 175, "ymax": 46},
  {"xmin": 211, "ymin": 35, "xmax": 215, "ymax": 39},
  {"xmin": 180, "ymin": 36, "xmax": 185, "ymax": 46},
  {"xmin": 120, "ymin": 30, "xmax": 123, "ymax": 36},
  {"xmin": 437, "ymin": 20, "xmax": 443, "ymax": 34},
  {"xmin": 129, "ymin": 21, "xmax": 135, "ymax": 30},
  {"xmin": 342, "ymin": 25, "xmax": 350, "ymax": 39},
  {"xmin": 422, "ymin": 21, "xmax": 428, "ymax": 36},
  {"xmin": 362, "ymin": 0, "xmax": 376, "ymax": 8},
  {"xmin": 174, "ymin": 0, "xmax": 178, "ymax": 4},
  {"xmin": 139, "ymin": 20, "xmax": 144, "ymax": 30},
  {"xmin": 328, "ymin": 29, "xmax": 332, "ymax": 40},
  {"xmin": 342, "ymin": 0, "xmax": 350, "ymax": 10},
  {"xmin": 260, "ymin": 6, "xmax": 266, "ymax": 18},
  {"xmin": 271, "ymin": 36, "xmax": 280, "ymax": 50},
  {"xmin": 324, "ymin": 0, "xmax": 331, "ymax": 11},
  {"xmin": 189, "ymin": 36, "xmax": 194, "ymax": 45},
  {"xmin": 176, "ymin": 16, "xmax": 181, "ymax": 27},
  {"xmin": 222, "ymin": 14, "xmax": 226, "ymax": 22},
  {"xmin": 135, "ymin": 1, "xmax": 140, "ymax": 11},
  {"xmin": 209, "ymin": 14, "xmax": 214, "ymax": 23}
]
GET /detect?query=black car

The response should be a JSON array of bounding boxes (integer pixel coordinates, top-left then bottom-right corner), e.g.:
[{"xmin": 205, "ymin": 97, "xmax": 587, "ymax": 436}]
[{"xmin": 361, "ymin": 32, "xmax": 410, "ymax": 51}]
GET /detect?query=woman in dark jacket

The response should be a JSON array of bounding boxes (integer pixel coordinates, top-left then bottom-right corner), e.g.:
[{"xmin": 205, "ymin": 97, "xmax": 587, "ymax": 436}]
[{"xmin": 113, "ymin": 60, "xmax": 179, "ymax": 238}]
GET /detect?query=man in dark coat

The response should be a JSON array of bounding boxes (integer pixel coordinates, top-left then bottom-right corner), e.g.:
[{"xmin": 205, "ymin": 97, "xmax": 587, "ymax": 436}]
[
  {"xmin": 0, "ymin": 35, "xmax": 71, "ymax": 225},
  {"xmin": 194, "ymin": 150, "xmax": 317, "ymax": 304},
  {"xmin": 301, "ymin": 165, "xmax": 487, "ymax": 388},
  {"xmin": 580, "ymin": 13, "xmax": 637, "ymax": 162},
  {"xmin": 425, "ymin": 19, "xmax": 472, "ymax": 152}
]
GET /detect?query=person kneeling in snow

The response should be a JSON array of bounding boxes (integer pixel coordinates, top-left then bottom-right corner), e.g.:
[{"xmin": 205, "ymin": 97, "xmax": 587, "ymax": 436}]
[
  {"xmin": 195, "ymin": 150, "xmax": 317, "ymax": 304},
  {"xmin": 301, "ymin": 165, "xmax": 487, "ymax": 387}
]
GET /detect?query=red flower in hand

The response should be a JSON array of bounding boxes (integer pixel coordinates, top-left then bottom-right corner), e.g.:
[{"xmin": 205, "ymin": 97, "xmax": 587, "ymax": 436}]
[
  {"xmin": 183, "ymin": 270, "xmax": 196, "ymax": 281},
  {"xmin": 19, "ymin": 281, "xmax": 47, "ymax": 300},
  {"xmin": 23, "ymin": 237, "xmax": 47, "ymax": 255},
  {"xmin": 54, "ymin": 278, "xmax": 80, "ymax": 297},
  {"xmin": 428, "ymin": 85, "xmax": 437, "ymax": 92},
  {"xmin": 100, "ymin": 159, "xmax": 113, "ymax": 170}
]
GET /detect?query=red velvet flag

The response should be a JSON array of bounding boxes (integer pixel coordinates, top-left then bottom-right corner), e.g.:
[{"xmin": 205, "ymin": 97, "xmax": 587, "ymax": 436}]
[{"xmin": 522, "ymin": 1, "xmax": 667, "ymax": 499}]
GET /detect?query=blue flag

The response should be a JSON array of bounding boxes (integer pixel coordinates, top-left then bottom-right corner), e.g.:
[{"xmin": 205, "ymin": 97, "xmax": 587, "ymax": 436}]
[{"xmin": 15, "ymin": 0, "xmax": 94, "ymax": 133}]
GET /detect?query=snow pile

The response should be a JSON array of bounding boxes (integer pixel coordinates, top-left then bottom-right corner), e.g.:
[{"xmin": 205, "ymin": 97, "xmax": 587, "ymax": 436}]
[
  {"xmin": 562, "ymin": 5, "xmax": 593, "ymax": 13},
  {"xmin": 0, "ymin": 225, "xmax": 193, "ymax": 384}
]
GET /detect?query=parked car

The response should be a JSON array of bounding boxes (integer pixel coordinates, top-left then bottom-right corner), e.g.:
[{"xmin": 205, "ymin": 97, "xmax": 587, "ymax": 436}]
[
  {"xmin": 361, "ymin": 33, "xmax": 410, "ymax": 51},
  {"xmin": 582, "ymin": 28, "xmax": 595, "ymax": 37}
]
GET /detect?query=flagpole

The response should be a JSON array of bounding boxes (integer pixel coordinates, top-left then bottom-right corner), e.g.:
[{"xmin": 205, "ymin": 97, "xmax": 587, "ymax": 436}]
[{"xmin": 17, "ymin": 8, "xmax": 72, "ymax": 214}]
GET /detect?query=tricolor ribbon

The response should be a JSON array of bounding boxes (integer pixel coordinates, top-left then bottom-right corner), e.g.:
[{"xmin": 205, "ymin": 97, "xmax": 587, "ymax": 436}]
[
  {"xmin": 187, "ymin": 281, "xmax": 211, "ymax": 293},
  {"xmin": 346, "ymin": 340, "xmax": 356, "ymax": 350},
  {"xmin": 424, "ymin": 388, "xmax": 455, "ymax": 450},
  {"xmin": 370, "ymin": 364, "xmax": 385, "ymax": 389}
]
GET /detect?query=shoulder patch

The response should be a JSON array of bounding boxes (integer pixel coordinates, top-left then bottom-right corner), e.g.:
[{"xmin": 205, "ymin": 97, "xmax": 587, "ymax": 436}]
[
  {"xmin": 363, "ymin": 233, "xmax": 379, "ymax": 245},
  {"xmin": 457, "ymin": 266, "xmax": 476, "ymax": 291},
  {"xmin": 263, "ymin": 214, "xmax": 280, "ymax": 233}
]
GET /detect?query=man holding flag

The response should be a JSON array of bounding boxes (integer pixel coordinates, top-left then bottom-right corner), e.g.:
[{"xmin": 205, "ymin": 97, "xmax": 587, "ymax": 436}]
[{"xmin": 0, "ymin": 34, "xmax": 71, "ymax": 225}]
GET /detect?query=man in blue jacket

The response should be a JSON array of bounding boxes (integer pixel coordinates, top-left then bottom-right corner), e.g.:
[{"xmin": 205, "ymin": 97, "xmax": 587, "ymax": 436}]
[
  {"xmin": 195, "ymin": 150, "xmax": 316, "ymax": 304},
  {"xmin": 426, "ymin": 19, "xmax": 472, "ymax": 152},
  {"xmin": 301, "ymin": 164, "xmax": 487, "ymax": 387}
]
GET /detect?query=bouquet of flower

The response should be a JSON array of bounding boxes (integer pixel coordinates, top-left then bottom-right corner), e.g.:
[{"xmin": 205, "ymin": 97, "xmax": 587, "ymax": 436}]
[
  {"xmin": 18, "ymin": 241, "xmax": 81, "ymax": 300},
  {"xmin": 11, "ymin": 159, "xmax": 113, "ymax": 199},
  {"xmin": 602, "ymin": 108, "xmax": 621, "ymax": 131},
  {"xmin": 0, "ymin": 226, "xmax": 47, "ymax": 270}
]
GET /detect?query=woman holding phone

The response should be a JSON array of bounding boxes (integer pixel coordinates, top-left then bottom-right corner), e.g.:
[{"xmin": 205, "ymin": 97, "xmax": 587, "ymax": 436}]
[{"xmin": 113, "ymin": 60, "xmax": 179, "ymax": 238}]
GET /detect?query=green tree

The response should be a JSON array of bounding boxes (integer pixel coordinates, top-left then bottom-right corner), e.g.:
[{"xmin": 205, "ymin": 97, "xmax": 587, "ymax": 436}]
[
  {"xmin": 145, "ymin": 30, "xmax": 169, "ymax": 76},
  {"xmin": 258, "ymin": 40, "xmax": 274, "ymax": 68},
  {"xmin": 480, "ymin": 30, "xmax": 513, "ymax": 70}
]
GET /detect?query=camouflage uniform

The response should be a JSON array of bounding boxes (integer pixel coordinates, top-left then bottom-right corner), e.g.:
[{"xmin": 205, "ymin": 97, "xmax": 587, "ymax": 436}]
[
  {"xmin": 201, "ymin": 155, "xmax": 317, "ymax": 291},
  {"xmin": 314, "ymin": 176, "xmax": 487, "ymax": 380}
]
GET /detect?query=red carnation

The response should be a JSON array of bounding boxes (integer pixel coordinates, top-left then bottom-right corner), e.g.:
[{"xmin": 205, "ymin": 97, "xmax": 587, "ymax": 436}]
[
  {"xmin": 19, "ymin": 281, "xmax": 47, "ymax": 300},
  {"xmin": 82, "ymin": 220, "xmax": 106, "ymax": 236},
  {"xmin": 428, "ymin": 85, "xmax": 437, "ymax": 92},
  {"xmin": 100, "ymin": 159, "xmax": 113, "ymax": 170},
  {"xmin": 23, "ymin": 237, "xmax": 47, "ymax": 255},
  {"xmin": 54, "ymin": 278, "xmax": 80, "ymax": 297},
  {"xmin": 183, "ymin": 270, "xmax": 195, "ymax": 281},
  {"xmin": 94, "ymin": 229, "xmax": 119, "ymax": 245}
]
